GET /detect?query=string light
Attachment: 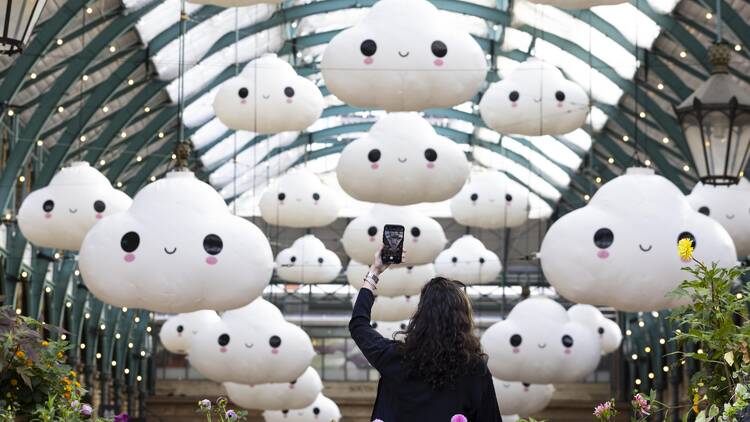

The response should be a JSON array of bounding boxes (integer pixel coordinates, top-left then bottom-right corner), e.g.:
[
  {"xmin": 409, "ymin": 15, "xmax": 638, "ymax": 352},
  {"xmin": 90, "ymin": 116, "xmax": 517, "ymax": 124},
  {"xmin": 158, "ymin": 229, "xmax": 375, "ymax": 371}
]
[
  {"xmin": 662, "ymin": 137, "xmax": 669, "ymax": 144},
  {"xmin": 100, "ymin": 324, "xmax": 106, "ymax": 330},
  {"xmin": 36, "ymin": 140, "xmax": 43, "ymax": 146},
  {"xmin": 116, "ymin": 182, "xmax": 123, "ymax": 188},
  {"xmin": 144, "ymin": 106, "xmax": 150, "ymax": 113},
  {"xmin": 171, "ymin": 154, "xmax": 177, "ymax": 160},
  {"xmin": 53, "ymin": 252, "xmax": 61, "ymax": 260},
  {"xmin": 158, "ymin": 132, "xmax": 165, "ymax": 138},
  {"xmin": 638, "ymin": 320, "xmax": 645, "ymax": 327},
  {"xmin": 659, "ymin": 338, "xmax": 666, "ymax": 344},
  {"xmin": 99, "ymin": 160, "xmax": 106, "ymax": 166},
  {"xmin": 122, "ymin": 307, "xmax": 128, "ymax": 312},
  {"xmin": 124, "ymin": 368, "xmax": 130, "ymax": 374},
  {"xmin": 736, "ymin": 44, "xmax": 742, "ymax": 52},
  {"xmin": 705, "ymin": 12, "xmax": 712, "ymax": 19},
  {"xmin": 631, "ymin": 354, "xmax": 638, "ymax": 360},
  {"xmin": 109, "ymin": 45, "xmax": 116, "ymax": 53},
  {"xmin": 102, "ymin": 106, "xmax": 109, "ymax": 113},
  {"xmin": 639, "ymin": 111, "xmax": 646, "ymax": 119},
  {"xmin": 140, "ymin": 350, "xmax": 146, "ymax": 357},
  {"xmin": 622, "ymin": 135, "xmax": 629, "ymax": 142},
  {"xmin": 635, "ymin": 379, "xmax": 642, "ymax": 385},
  {"xmin": 644, "ymin": 159, "xmax": 651, "ymax": 166},
  {"xmin": 82, "ymin": 75, "xmax": 88, "ymax": 81},
  {"xmin": 127, "ymin": 79, "xmax": 134, "ymax": 86},
  {"xmin": 84, "ymin": 312, "xmax": 90, "ymax": 319},
  {"xmin": 20, "ymin": 271, "xmax": 28, "ymax": 278},
  {"xmin": 136, "ymin": 156, "xmax": 143, "ymax": 162},
  {"xmin": 115, "ymin": 333, "xmax": 121, "ymax": 339},
  {"xmin": 15, "ymin": 309, "xmax": 21, "ymax": 315},
  {"xmin": 96, "ymin": 353, "xmax": 102, "ymax": 359},
  {"xmin": 150, "ymin": 176, "xmax": 156, "ymax": 182},
  {"xmin": 74, "ymin": 270, "xmax": 80, "ymax": 276},
  {"xmin": 683, "ymin": 164, "xmax": 691, "ymax": 172},
  {"xmin": 136, "ymin": 376, "xmax": 142, "ymax": 382},
  {"xmin": 44, "ymin": 286, "xmax": 51, "ymax": 293},
  {"xmin": 120, "ymin": 131, "xmax": 127, "ymax": 138},
  {"xmin": 80, "ymin": 343, "xmax": 86, "ymax": 350},
  {"xmin": 607, "ymin": 157, "xmax": 614, "ymax": 164},
  {"xmin": 697, "ymin": 349, "xmax": 704, "ymax": 354},
  {"xmin": 111, "ymin": 360, "xmax": 117, "ymax": 367},
  {"xmin": 60, "ymin": 334, "xmax": 67, "ymax": 340},
  {"xmin": 134, "ymin": 317, "xmax": 140, "ymax": 323},
  {"xmin": 7, "ymin": 109, "xmax": 14, "ymax": 117},
  {"xmin": 30, "ymin": 72, "xmax": 37, "ymax": 79},
  {"xmin": 86, "ymin": 7, "xmax": 93, "ymax": 13},
  {"xmin": 675, "ymin": 329, "xmax": 682, "ymax": 334},
  {"xmin": 584, "ymin": 194, "xmax": 591, "ymax": 201},
  {"xmin": 626, "ymin": 329, "xmax": 632, "ymax": 336},
  {"xmin": 57, "ymin": 106, "xmax": 64, "ymax": 113},
  {"xmin": 56, "ymin": 38, "xmax": 63, "ymax": 45},
  {"xmin": 648, "ymin": 372, "xmax": 655, "ymax": 379},
  {"xmin": 80, "ymin": 135, "xmax": 86, "ymax": 142},
  {"xmin": 657, "ymin": 83, "xmax": 664, "ymax": 90},
  {"xmin": 663, "ymin": 366, "xmax": 669, "ymax": 372},
  {"xmin": 65, "ymin": 302, "xmax": 72, "ymax": 308},
  {"xmin": 736, "ymin": 293, "xmax": 743, "ymax": 299},
  {"xmin": 146, "ymin": 327, "xmax": 152, "ymax": 333},
  {"xmin": 680, "ymin": 51, "xmax": 687, "ymax": 58},
  {"xmin": 128, "ymin": 342, "xmax": 134, "ymax": 349},
  {"xmin": 644, "ymin": 346, "xmax": 651, "ymax": 353}
]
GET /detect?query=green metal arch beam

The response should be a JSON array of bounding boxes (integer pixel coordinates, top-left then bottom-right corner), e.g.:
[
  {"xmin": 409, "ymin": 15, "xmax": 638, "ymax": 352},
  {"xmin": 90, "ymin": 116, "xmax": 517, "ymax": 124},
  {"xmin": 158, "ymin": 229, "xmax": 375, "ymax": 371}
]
[
  {"xmin": 124, "ymin": 138, "xmax": 178, "ymax": 195},
  {"xmin": 697, "ymin": 0, "xmax": 750, "ymax": 51}
]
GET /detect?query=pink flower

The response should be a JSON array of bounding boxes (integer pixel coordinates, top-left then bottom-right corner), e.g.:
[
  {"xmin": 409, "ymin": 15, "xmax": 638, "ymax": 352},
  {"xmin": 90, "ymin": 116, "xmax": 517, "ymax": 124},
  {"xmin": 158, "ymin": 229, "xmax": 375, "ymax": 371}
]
[
  {"xmin": 593, "ymin": 401, "xmax": 613, "ymax": 417},
  {"xmin": 451, "ymin": 415, "xmax": 468, "ymax": 422},
  {"xmin": 632, "ymin": 393, "xmax": 651, "ymax": 416}
]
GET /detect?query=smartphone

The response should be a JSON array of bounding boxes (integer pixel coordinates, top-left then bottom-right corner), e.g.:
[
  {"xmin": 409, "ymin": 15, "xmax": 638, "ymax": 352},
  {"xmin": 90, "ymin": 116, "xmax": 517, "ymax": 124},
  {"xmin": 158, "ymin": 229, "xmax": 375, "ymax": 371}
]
[{"xmin": 381, "ymin": 224, "xmax": 405, "ymax": 265}]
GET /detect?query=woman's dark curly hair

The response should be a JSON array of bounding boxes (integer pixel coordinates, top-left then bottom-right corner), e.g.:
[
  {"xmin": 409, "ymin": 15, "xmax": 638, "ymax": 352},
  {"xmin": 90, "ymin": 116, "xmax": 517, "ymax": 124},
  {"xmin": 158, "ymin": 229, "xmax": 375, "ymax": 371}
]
[{"xmin": 395, "ymin": 277, "xmax": 486, "ymax": 390}]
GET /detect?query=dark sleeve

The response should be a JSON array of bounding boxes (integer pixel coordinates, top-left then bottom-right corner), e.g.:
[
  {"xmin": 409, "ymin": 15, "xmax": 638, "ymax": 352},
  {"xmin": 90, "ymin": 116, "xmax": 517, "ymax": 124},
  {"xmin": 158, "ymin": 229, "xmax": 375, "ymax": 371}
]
[
  {"xmin": 477, "ymin": 368, "xmax": 503, "ymax": 422},
  {"xmin": 348, "ymin": 289, "xmax": 397, "ymax": 373}
]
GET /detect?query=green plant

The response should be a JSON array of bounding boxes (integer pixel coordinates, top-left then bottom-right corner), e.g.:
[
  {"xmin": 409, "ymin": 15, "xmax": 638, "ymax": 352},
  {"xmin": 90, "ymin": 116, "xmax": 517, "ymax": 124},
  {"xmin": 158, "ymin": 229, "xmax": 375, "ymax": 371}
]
[{"xmin": 196, "ymin": 397, "xmax": 247, "ymax": 422}]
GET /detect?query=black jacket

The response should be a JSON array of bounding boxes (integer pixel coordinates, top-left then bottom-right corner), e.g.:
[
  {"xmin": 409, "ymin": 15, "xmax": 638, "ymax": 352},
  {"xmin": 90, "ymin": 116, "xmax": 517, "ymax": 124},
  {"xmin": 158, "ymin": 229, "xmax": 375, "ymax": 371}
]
[{"xmin": 349, "ymin": 289, "xmax": 503, "ymax": 422}]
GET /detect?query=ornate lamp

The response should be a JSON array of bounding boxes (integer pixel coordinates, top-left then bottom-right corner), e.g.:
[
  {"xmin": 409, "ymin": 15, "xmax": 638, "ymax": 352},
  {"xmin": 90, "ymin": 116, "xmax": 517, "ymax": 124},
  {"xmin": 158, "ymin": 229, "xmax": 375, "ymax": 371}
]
[
  {"xmin": 674, "ymin": 42, "xmax": 750, "ymax": 185},
  {"xmin": 0, "ymin": 0, "xmax": 48, "ymax": 55}
]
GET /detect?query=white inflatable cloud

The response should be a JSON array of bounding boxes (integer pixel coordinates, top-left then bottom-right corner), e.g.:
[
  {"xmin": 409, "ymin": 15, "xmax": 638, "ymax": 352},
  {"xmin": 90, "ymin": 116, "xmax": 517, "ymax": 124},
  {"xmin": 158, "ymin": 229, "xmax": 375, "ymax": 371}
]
[
  {"xmin": 434, "ymin": 235, "xmax": 502, "ymax": 285},
  {"xmin": 259, "ymin": 169, "xmax": 341, "ymax": 228},
  {"xmin": 18, "ymin": 162, "xmax": 132, "ymax": 251},
  {"xmin": 493, "ymin": 379, "xmax": 554, "ymax": 417},
  {"xmin": 481, "ymin": 297, "xmax": 601, "ymax": 384},
  {"xmin": 687, "ymin": 179, "xmax": 750, "ymax": 258},
  {"xmin": 320, "ymin": 0, "xmax": 487, "ymax": 111},
  {"xmin": 342, "ymin": 204, "xmax": 447, "ymax": 266},
  {"xmin": 540, "ymin": 167, "xmax": 738, "ymax": 312},
  {"xmin": 159, "ymin": 310, "xmax": 220, "ymax": 355},
  {"xmin": 262, "ymin": 394, "xmax": 342, "ymax": 422},
  {"xmin": 224, "ymin": 367, "xmax": 323, "ymax": 411},
  {"xmin": 336, "ymin": 113, "xmax": 470, "ymax": 205},
  {"xmin": 213, "ymin": 54, "xmax": 323, "ymax": 134},
  {"xmin": 371, "ymin": 320, "xmax": 408, "ymax": 341},
  {"xmin": 189, "ymin": 298, "xmax": 315, "ymax": 384},
  {"xmin": 480, "ymin": 59, "xmax": 589, "ymax": 136},
  {"xmin": 503, "ymin": 416, "xmax": 520, "ymax": 422},
  {"xmin": 370, "ymin": 294, "xmax": 419, "ymax": 322},
  {"xmin": 79, "ymin": 171, "xmax": 274, "ymax": 313},
  {"xmin": 188, "ymin": 0, "xmax": 281, "ymax": 6},
  {"xmin": 276, "ymin": 235, "xmax": 342, "ymax": 284},
  {"xmin": 450, "ymin": 172, "xmax": 530, "ymax": 229},
  {"xmin": 567, "ymin": 304, "xmax": 622, "ymax": 355},
  {"xmin": 347, "ymin": 260, "xmax": 433, "ymax": 297}
]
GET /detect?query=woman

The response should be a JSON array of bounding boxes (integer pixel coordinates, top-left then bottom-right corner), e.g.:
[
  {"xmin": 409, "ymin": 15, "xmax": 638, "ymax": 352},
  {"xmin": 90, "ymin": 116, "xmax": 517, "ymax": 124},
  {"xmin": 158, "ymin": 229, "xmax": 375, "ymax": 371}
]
[{"xmin": 349, "ymin": 251, "xmax": 502, "ymax": 422}]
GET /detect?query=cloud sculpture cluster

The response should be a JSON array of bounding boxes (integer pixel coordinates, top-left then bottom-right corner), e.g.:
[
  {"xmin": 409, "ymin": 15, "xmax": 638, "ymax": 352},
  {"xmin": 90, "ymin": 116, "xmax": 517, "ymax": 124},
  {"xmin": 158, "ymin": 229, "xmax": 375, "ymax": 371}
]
[
  {"xmin": 224, "ymin": 367, "xmax": 323, "ymax": 411},
  {"xmin": 371, "ymin": 321, "xmax": 408, "ymax": 342},
  {"xmin": 540, "ymin": 167, "xmax": 738, "ymax": 311},
  {"xmin": 492, "ymin": 379, "xmax": 555, "ymax": 417},
  {"xmin": 434, "ymin": 235, "xmax": 502, "ymax": 285},
  {"xmin": 342, "ymin": 205, "xmax": 447, "ymax": 266},
  {"xmin": 481, "ymin": 297, "xmax": 601, "ymax": 384},
  {"xmin": 262, "ymin": 394, "xmax": 342, "ymax": 422},
  {"xmin": 18, "ymin": 162, "xmax": 132, "ymax": 251},
  {"xmin": 275, "ymin": 235, "xmax": 342, "ymax": 284},
  {"xmin": 213, "ymin": 54, "xmax": 323, "ymax": 134},
  {"xmin": 370, "ymin": 294, "xmax": 419, "ymax": 322},
  {"xmin": 189, "ymin": 298, "xmax": 315, "ymax": 385},
  {"xmin": 259, "ymin": 169, "xmax": 341, "ymax": 228},
  {"xmin": 450, "ymin": 172, "xmax": 530, "ymax": 229},
  {"xmin": 320, "ymin": 0, "xmax": 487, "ymax": 112},
  {"xmin": 159, "ymin": 310, "xmax": 220, "ymax": 355},
  {"xmin": 188, "ymin": 0, "xmax": 281, "ymax": 6},
  {"xmin": 480, "ymin": 59, "xmax": 589, "ymax": 136},
  {"xmin": 687, "ymin": 179, "xmax": 750, "ymax": 258},
  {"xmin": 567, "ymin": 304, "xmax": 622, "ymax": 355},
  {"xmin": 346, "ymin": 260, "xmax": 433, "ymax": 297},
  {"xmin": 337, "ymin": 113, "xmax": 470, "ymax": 205},
  {"xmin": 79, "ymin": 171, "xmax": 274, "ymax": 313}
]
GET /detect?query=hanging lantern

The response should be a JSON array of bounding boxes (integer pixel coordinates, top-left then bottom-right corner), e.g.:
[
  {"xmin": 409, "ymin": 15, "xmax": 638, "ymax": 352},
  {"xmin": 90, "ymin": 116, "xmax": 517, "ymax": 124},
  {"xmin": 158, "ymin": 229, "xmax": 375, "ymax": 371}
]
[
  {"xmin": 0, "ymin": 0, "xmax": 48, "ymax": 55},
  {"xmin": 674, "ymin": 42, "xmax": 750, "ymax": 186}
]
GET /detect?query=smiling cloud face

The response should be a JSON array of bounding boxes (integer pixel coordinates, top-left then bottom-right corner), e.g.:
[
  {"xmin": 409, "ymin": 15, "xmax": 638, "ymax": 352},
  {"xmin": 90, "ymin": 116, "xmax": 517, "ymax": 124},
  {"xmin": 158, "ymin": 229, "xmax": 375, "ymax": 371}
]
[
  {"xmin": 369, "ymin": 294, "xmax": 420, "ymax": 322},
  {"xmin": 224, "ymin": 367, "xmax": 323, "ymax": 411},
  {"xmin": 262, "ymin": 394, "xmax": 342, "ymax": 422},
  {"xmin": 450, "ymin": 172, "xmax": 530, "ymax": 229},
  {"xmin": 213, "ymin": 54, "xmax": 324, "ymax": 134},
  {"xmin": 481, "ymin": 297, "xmax": 601, "ymax": 384},
  {"xmin": 567, "ymin": 304, "xmax": 622, "ymax": 355},
  {"xmin": 342, "ymin": 204, "xmax": 447, "ymax": 265},
  {"xmin": 347, "ymin": 260, "xmax": 433, "ymax": 297},
  {"xmin": 434, "ymin": 235, "xmax": 501, "ymax": 285},
  {"xmin": 539, "ymin": 167, "xmax": 737, "ymax": 312},
  {"xmin": 259, "ymin": 169, "xmax": 340, "ymax": 228},
  {"xmin": 337, "ymin": 113, "xmax": 470, "ymax": 205},
  {"xmin": 18, "ymin": 162, "xmax": 132, "ymax": 251},
  {"xmin": 687, "ymin": 179, "xmax": 750, "ymax": 258},
  {"xmin": 320, "ymin": 0, "xmax": 487, "ymax": 112},
  {"xmin": 492, "ymin": 379, "xmax": 554, "ymax": 416},
  {"xmin": 276, "ymin": 235, "xmax": 342, "ymax": 284},
  {"xmin": 159, "ymin": 310, "xmax": 220, "ymax": 355},
  {"xmin": 480, "ymin": 59, "xmax": 589, "ymax": 136},
  {"xmin": 189, "ymin": 298, "xmax": 315, "ymax": 385},
  {"xmin": 78, "ymin": 171, "xmax": 274, "ymax": 313}
]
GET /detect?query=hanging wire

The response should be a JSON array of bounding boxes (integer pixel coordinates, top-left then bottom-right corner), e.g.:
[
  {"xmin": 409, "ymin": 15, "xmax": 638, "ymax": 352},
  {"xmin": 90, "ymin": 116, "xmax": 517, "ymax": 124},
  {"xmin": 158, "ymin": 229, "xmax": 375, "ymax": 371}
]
[
  {"xmin": 174, "ymin": 0, "xmax": 189, "ymax": 171},
  {"xmin": 631, "ymin": 0, "xmax": 642, "ymax": 165},
  {"xmin": 232, "ymin": 7, "xmax": 239, "ymax": 215}
]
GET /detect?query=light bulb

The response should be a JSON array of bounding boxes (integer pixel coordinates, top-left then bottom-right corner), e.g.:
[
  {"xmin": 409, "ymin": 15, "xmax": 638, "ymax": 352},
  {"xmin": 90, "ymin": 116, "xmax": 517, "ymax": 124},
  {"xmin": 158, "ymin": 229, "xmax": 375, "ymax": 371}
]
[{"xmin": 80, "ymin": 343, "xmax": 86, "ymax": 349}]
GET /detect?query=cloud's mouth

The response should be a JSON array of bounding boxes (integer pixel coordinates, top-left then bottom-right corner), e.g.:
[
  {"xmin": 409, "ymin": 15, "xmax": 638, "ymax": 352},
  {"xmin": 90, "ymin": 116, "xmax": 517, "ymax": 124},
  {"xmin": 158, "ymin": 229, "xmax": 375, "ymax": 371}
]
[
  {"xmin": 244, "ymin": 343, "xmax": 254, "ymax": 349},
  {"xmin": 261, "ymin": 94, "xmax": 270, "ymax": 100},
  {"xmin": 398, "ymin": 51, "xmax": 410, "ymax": 58},
  {"xmin": 397, "ymin": 157, "xmax": 408, "ymax": 163},
  {"xmin": 295, "ymin": 198, "xmax": 302, "ymax": 202},
  {"xmin": 164, "ymin": 247, "xmax": 177, "ymax": 255},
  {"xmin": 638, "ymin": 244, "xmax": 653, "ymax": 252},
  {"xmin": 533, "ymin": 98, "xmax": 542, "ymax": 103},
  {"xmin": 192, "ymin": 330, "xmax": 198, "ymax": 335},
  {"xmin": 727, "ymin": 214, "xmax": 736, "ymax": 220},
  {"xmin": 488, "ymin": 199, "xmax": 496, "ymax": 203},
  {"xmin": 68, "ymin": 208, "xmax": 78, "ymax": 214},
  {"xmin": 502, "ymin": 383, "xmax": 511, "ymax": 388},
  {"xmin": 537, "ymin": 343, "xmax": 547, "ymax": 349}
]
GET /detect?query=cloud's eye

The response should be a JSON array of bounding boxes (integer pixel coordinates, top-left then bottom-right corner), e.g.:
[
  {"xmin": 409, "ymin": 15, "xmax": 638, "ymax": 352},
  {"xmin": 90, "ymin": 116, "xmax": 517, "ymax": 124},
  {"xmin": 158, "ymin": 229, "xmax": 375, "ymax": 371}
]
[
  {"xmin": 479, "ymin": 257, "xmax": 485, "ymax": 264},
  {"xmin": 510, "ymin": 334, "xmax": 522, "ymax": 347},
  {"xmin": 367, "ymin": 149, "xmax": 381, "ymax": 163},
  {"xmin": 282, "ymin": 410, "xmax": 289, "ymax": 415},
  {"xmin": 555, "ymin": 91, "xmax": 566, "ymax": 102},
  {"xmin": 698, "ymin": 206, "xmax": 710, "ymax": 216},
  {"xmin": 269, "ymin": 335, "xmax": 282, "ymax": 348},
  {"xmin": 120, "ymin": 231, "xmax": 140, "ymax": 253},
  {"xmin": 218, "ymin": 333, "xmax": 230, "ymax": 346},
  {"xmin": 678, "ymin": 231, "xmax": 696, "ymax": 249},
  {"xmin": 43, "ymin": 200, "xmax": 54, "ymax": 213},
  {"xmin": 284, "ymin": 87, "xmax": 295, "ymax": 98},
  {"xmin": 451, "ymin": 256, "xmax": 458, "ymax": 263},
  {"xmin": 411, "ymin": 227, "xmax": 421, "ymax": 237},
  {"xmin": 400, "ymin": 323, "xmax": 407, "ymax": 330},
  {"xmin": 509, "ymin": 91, "xmax": 519, "ymax": 102},
  {"xmin": 176, "ymin": 325, "xmax": 184, "ymax": 333},
  {"xmin": 360, "ymin": 39, "xmax": 377, "ymax": 56},
  {"xmin": 367, "ymin": 226, "xmax": 378, "ymax": 237},
  {"xmin": 593, "ymin": 228, "xmax": 614, "ymax": 249},
  {"xmin": 371, "ymin": 322, "xmax": 378, "ymax": 329},
  {"xmin": 522, "ymin": 382, "xmax": 531, "ymax": 388},
  {"xmin": 597, "ymin": 327, "xmax": 604, "ymax": 335},
  {"xmin": 562, "ymin": 334, "xmax": 574, "ymax": 348},
  {"xmin": 203, "ymin": 234, "xmax": 223, "ymax": 255},
  {"xmin": 278, "ymin": 193, "xmax": 286, "ymax": 201},
  {"xmin": 290, "ymin": 256, "xmax": 297, "ymax": 263},
  {"xmin": 312, "ymin": 193, "xmax": 320, "ymax": 201},
  {"xmin": 470, "ymin": 193, "xmax": 478, "ymax": 201},
  {"xmin": 424, "ymin": 148, "xmax": 437, "ymax": 162},
  {"xmin": 94, "ymin": 200, "xmax": 106, "ymax": 213},
  {"xmin": 431, "ymin": 40, "xmax": 447, "ymax": 58},
  {"xmin": 238, "ymin": 88, "xmax": 249, "ymax": 99},
  {"xmin": 317, "ymin": 257, "xmax": 324, "ymax": 264},
  {"xmin": 290, "ymin": 380, "xmax": 297, "ymax": 385},
  {"xmin": 313, "ymin": 407, "xmax": 320, "ymax": 416}
]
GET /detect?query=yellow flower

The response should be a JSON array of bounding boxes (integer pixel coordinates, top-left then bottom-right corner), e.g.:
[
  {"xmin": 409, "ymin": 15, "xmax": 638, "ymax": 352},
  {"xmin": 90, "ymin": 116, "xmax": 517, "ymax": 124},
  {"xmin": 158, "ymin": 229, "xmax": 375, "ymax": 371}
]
[
  {"xmin": 41, "ymin": 341, "xmax": 48, "ymax": 347},
  {"xmin": 56, "ymin": 352, "xmax": 63, "ymax": 359},
  {"xmin": 678, "ymin": 238, "xmax": 694, "ymax": 262},
  {"xmin": 25, "ymin": 359, "xmax": 33, "ymax": 367},
  {"xmin": 69, "ymin": 371, "xmax": 77, "ymax": 377},
  {"xmin": 693, "ymin": 393, "xmax": 701, "ymax": 413},
  {"xmin": 15, "ymin": 350, "xmax": 25, "ymax": 359},
  {"xmin": 75, "ymin": 381, "xmax": 81, "ymax": 387},
  {"xmin": 9, "ymin": 379, "xmax": 17, "ymax": 386}
]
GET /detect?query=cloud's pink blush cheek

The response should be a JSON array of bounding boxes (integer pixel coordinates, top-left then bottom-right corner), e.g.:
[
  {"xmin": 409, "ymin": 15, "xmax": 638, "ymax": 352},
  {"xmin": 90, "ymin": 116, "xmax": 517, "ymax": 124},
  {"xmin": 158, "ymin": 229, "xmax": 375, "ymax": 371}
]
[
  {"xmin": 96, "ymin": 214, "xmax": 103, "ymax": 219},
  {"xmin": 124, "ymin": 254, "xmax": 135, "ymax": 263},
  {"xmin": 597, "ymin": 250, "xmax": 609, "ymax": 259},
  {"xmin": 241, "ymin": 100, "xmax": 247, "ymax": 105},
  {"xmin": 511, "ymin": 102, "xmax": 518, "ymax": 108},
  {"xmin": 426, "ymin": 163, "xmax": 435, "ymax": 169},
  {"xmin": 371, "ymin": 163, "xmax": 379, "ymax": 170},
  {"xmin": 44, "ymin": 213, "xmax": 52, "ymax": 219},
  {"xmin": 206, "ymin": 256, "xmax": 218, "ymax": 265},
  {"xmin": 434, "ymin": 59, "xmax": 444, "ymax": 67},
  {"xmin": 364, "ymin": 57, "xmax": 374, "ymax": 65},
  {"xmin": 512, "ymin": 347, "xmax": 520, "ymax": 354},
  {"xmin": 271, "ymin": 349, "xmax": 279, "ymax": 355},
  {"xmin": 286, "ymin": 99, "xmax": 293, "ymax": 104},
  {"xmin": 564, "ymin": 349, "xmax": 572, "ymax": 355},
  {"xmin": 220, "ymin": 347, "xmax": 228, "ymax": 353},
  {"xmin": 369, "ymin": 236, "xmax": 375, "ymax": 242}
]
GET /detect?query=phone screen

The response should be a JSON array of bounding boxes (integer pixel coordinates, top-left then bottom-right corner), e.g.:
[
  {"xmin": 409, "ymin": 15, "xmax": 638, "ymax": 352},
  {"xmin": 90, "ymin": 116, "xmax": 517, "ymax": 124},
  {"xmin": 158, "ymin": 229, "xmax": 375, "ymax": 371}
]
[{"xmin": 381, "ymin": 224, "xmax": 405, "ymax": 265}]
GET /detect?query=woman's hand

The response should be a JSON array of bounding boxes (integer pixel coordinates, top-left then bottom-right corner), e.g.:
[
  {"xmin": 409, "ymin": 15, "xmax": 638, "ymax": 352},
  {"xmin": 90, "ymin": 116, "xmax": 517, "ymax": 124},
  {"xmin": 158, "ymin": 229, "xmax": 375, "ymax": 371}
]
[{"xmin": 369, "ymin": 247, "xmax": 389, "ymax": 276}]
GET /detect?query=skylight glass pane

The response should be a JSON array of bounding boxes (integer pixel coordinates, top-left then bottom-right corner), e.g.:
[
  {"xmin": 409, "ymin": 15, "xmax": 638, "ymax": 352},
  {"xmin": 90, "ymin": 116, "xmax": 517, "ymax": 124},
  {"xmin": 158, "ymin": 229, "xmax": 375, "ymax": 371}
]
[
  {"xmin": 134, "ymin": 0, "xmax": 201, "ymax": 44},
  {"xmin": 560, "ymin": 129, "xmax": 593, "ymax": 150},
  {"xmin": 592, "ymin": 4, "xmax": 661, "ymax": 49},
  {"xmin": 473, "ymin": 146, "xmax": 561, "ymax": 200},
  {"xmin": 191, "ymin": 118, "xmax": 228, "ymax": 150},
  {"xmin": 527, "ymin": 136, "xmax": 582, "ymax": 169},
  {"xmin": 200, "ymin": 131, "xmax": 258, "ymax": 169},
  {"xmin": 502, "ymin": 137, "xmax": 571, "ymax": 186},
  {"xmin": 209, "ymin": 132, "xmax": 299, "ymax": 188}
]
